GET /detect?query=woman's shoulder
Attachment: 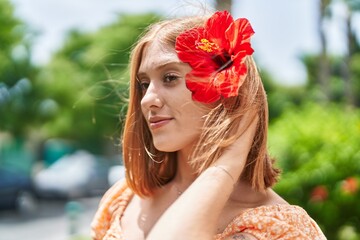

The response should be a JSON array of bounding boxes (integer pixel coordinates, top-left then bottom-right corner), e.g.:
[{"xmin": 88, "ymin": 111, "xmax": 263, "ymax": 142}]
[
  {"xmin": 218, "ymin": 204, "xmax": 327, "ymax": 240},
  {"xmin": 91, "ymin": 179, "xmax": 133, "ymax": 240},
  {"xmin": 99, "ymin": 179, "xmax": 132, "ymax": 205}
]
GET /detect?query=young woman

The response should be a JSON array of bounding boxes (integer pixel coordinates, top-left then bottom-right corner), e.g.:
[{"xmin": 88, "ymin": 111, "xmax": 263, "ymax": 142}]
[{"xmin": 91, "ymin": 11, "xmax": 326, "ymax": 239}]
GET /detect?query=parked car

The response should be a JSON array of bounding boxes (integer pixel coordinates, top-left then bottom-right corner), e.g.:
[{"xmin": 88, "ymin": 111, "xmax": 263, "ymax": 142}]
[
  {"xmin": 34, "ymin": 150, "xmax": 111, "ymax": 199},
  {"xmin": 0, "ymin": 167, "xmax": 38, "ymax": 214}
]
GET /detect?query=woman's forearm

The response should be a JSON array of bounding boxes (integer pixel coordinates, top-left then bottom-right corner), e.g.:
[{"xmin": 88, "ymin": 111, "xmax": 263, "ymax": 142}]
[{"xmin": 146, "ymin": 166, "xmax": 235, "ymax": 240}]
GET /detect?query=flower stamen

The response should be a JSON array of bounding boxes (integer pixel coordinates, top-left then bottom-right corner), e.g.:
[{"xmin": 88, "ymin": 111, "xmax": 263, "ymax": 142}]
[{"xmin": 196, "ymin": 39, "xmax": 219, "ymax": 53}]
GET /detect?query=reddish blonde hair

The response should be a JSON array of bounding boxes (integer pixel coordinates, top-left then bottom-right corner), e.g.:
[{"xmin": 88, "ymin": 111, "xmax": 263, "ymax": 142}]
[{"xmin": 122, "ymin": 15, "xmax": 280, "ymax": 197}]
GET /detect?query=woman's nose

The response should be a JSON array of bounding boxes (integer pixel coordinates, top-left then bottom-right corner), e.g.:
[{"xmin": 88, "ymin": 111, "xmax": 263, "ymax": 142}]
[{"xmin": 140, "ymin": 82, "xmax": 163, "ymax": 110}]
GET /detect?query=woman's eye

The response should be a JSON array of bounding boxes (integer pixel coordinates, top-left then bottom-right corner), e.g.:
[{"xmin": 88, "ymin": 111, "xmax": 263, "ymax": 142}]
[
  {"xmin": 163, "ymin": 74, "xmax": 180, "ymax": 83},
  {"xmin": 139, "ymin": 82, "xmax": 149, "ymax": 91}
]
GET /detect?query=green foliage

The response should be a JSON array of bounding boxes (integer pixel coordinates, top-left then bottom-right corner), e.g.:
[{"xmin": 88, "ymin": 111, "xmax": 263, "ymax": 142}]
[
  {"xmin": 350, "ymin": 53, "xmax": 360, "ymax": 105},
  {"xmin": 0, "ymin": 0, "xmax": 21, "ymax": 53},
  {"xmin": 34, "ymin": 13, "xmax": 161, "ymax": 153},
  {"xmin": 300, "ymin": 0, "xmax": 360, "ymax": 107},
  {"xmin": 0, "ymin": 0, "xmax": 39, "ymax": 136},
  {"xmin": 260, "ymin": 69, "xmax": 305, "ymax": 121},
  {"xmin": 0, "ymin": 0, "xmax": 35, "ymax": 84},
  {"xmin": 269, "ymin": 103, "xmax": 360, "ymax": 239},
  {"xmin": 301, "ymin": 54, "xmax": 345, "ymax": 102}
]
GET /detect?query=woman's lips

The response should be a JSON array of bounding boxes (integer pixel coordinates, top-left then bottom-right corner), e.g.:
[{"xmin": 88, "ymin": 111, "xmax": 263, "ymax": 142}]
[{"xmin": 148, "ymin": 117, "xmax": 173, "ymax": 130}]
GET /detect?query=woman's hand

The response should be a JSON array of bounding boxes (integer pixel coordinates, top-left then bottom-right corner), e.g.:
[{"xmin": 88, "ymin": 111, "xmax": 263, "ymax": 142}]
[{"xmin": 214, "ymin": 112, "xmax": 259, "ymax": 183}]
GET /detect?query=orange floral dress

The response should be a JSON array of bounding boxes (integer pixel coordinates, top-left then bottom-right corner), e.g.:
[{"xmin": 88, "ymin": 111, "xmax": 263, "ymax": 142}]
[{"xmin": 91, "ymin": 180, "xmax": 327, "ymax": 240}]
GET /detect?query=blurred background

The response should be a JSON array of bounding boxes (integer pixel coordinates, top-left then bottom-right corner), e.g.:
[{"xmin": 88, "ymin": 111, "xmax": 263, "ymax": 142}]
[{"xmin": 0, "ymin": 0, "xmax": 359, "ymax": 239}]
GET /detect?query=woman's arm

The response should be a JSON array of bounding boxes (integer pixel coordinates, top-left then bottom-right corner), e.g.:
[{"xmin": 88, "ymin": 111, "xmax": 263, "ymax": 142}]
[{"xmin": 147, "ymin": 116, "xmax": 258, "ymax": 240}]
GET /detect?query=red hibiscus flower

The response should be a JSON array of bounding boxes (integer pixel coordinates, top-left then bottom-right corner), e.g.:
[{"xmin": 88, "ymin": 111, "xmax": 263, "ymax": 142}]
[{"xmin": 175, "ymin": 11, "xmax": 255, "ymax": 103}]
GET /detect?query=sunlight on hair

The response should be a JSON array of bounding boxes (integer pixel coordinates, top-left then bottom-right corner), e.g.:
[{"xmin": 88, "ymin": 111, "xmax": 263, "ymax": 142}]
[
  {"xmin": 144, "ymin": 145, "xmax": 164, "ymax": 164},
  {"xmin": 162, "ymin": 0, "xmax": 215, "ymax": 18}
]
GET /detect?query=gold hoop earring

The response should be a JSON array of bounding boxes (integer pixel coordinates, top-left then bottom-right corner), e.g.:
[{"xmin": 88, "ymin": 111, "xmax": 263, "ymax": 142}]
[{"xmin": 144, "ymin": 146, "xmax": 164, "ymax": 164}]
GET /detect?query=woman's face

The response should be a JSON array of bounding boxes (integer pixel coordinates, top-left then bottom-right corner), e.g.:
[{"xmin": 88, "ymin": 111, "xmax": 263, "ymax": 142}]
[{"xmin": 139, "ymin": 41, "xmax": 209, "ymax": 155}]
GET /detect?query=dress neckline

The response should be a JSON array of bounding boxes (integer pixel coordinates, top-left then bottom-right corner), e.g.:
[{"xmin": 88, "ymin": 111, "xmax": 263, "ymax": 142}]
[{"xmin": 116, "ymin": 186, "xmax": 298, "ymax": 238}]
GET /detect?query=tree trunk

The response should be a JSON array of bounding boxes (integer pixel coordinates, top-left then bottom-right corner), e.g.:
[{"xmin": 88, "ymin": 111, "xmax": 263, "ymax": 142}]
[
  {"xmin": 342, "ymin": 9, "xmax": 354, "ymax": 106},
  {"xmin": 215, "ymin": 0, "xmax": 232, "ymax": 12},
  {"xmin": 318, "ymin": 0, "xmax": 330, "ymax": 101}
]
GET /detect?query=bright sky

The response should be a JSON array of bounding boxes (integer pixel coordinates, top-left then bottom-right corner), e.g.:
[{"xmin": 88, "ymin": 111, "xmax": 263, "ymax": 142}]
[{"xmin": 10, "ymin": 0, "xmax": 353, "ymax": 85}]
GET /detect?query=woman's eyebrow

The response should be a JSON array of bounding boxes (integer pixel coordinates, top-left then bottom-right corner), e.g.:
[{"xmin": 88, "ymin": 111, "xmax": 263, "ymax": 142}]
[
  {"xmin": 136, "ymin": 72, "xmax": 147, "ymax": 79},
  {"xmin": 137, "ymin": 60, "xmax": 186, "ymax": 76},
  {"xmin": 155, "ymin": 60, "xmax": 183, "ymax": 70}
]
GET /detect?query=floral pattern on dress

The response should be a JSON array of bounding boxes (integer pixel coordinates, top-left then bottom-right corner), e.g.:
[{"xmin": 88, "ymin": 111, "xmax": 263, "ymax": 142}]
[
  {"xmin": 91, "ymin": 181, "xmax": 327, "ymax": 240},
  {"xmin": 215, "ymin": 204, "xmax": 327, "ymax": 239}
]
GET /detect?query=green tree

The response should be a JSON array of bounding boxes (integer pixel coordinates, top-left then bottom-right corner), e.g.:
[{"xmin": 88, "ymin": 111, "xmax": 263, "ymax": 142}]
[
  {"xmin": 340, "ymin": 0, "xmax": 360, "ymax": 106},
  {"xmin": 350, "ymin": 53, "xmax": 360, "ymax": 106},
  {"xmin": 0, "ymin": 0, "xmax": 38, "ymax": 136},
  {"xmin": 308, "ymin": 0, "xmax": 360, "ymax": 106},
  {"xmin": 301, "ymin": 54, "xmax": 346, "ymax": 103},
  {"xmin": 215, "ymin": 0, "xmax": 232, "ymax": 12},
  {"xmin": 260, "ymin": 69, "xmax": 306, "ymax": 121},
  {"xmin": 0, "ymin": 0, "xmax": 41, "ymax": 171},
  {"xmin": 35, "ymin": 13, "xmax": 161, "ymax": 153},
  {"xmin": 317, "ymin": 0, "xmax": 332, "ymax": 101}
]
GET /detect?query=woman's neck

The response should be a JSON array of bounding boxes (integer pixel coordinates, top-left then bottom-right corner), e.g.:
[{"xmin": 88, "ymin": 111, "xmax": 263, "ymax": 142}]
[{"xmin": 173, "ymin": 149, "xmax": 197, "ymax": 192}]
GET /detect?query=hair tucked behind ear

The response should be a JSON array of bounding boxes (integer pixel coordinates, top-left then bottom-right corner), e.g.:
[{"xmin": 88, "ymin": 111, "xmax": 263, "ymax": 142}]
[{"xmin": 190, "ymin": 56, "xmax": 280, "ymax": 190}]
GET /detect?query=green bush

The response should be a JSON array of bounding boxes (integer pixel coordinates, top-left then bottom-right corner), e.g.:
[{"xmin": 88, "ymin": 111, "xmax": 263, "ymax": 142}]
[{"xmin": 269, "ymin": 103, "xmax": 360, "ymax": 239}]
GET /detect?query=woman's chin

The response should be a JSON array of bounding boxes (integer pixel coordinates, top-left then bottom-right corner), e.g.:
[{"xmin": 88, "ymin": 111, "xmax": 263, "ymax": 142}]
[{"xmin": 154, "ymin": 143, "xmax": 178, "ymax": 153}]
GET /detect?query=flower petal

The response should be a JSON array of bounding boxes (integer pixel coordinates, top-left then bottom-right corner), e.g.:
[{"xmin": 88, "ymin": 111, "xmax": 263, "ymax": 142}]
[
  {"xmin": 176, "ymin": 28, "xmax": 218, "ymax": 78},
  {"xmin": 205, "ymin": 11, "xmax": 233, "ymax": 52},
  {"xmin": 215, "ymin": 60, "xmax": 248, "ymax": 98},
  {"xmin": 186, "ymin": 77, "xmax": 220, "ymax": 103},
  {"xmin": 232, "ymin": 42, "xmax": 254, "ymax": 60},
  {"xmin": 226, "ymin": 18, "xmax": 255, "ymax": 54}
]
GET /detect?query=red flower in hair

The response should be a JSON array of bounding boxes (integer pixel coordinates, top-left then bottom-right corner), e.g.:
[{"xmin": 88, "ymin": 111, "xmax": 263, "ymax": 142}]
[{"xmin": 175, "ymin": 11, "xmax": 255, "ymax": 103}]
